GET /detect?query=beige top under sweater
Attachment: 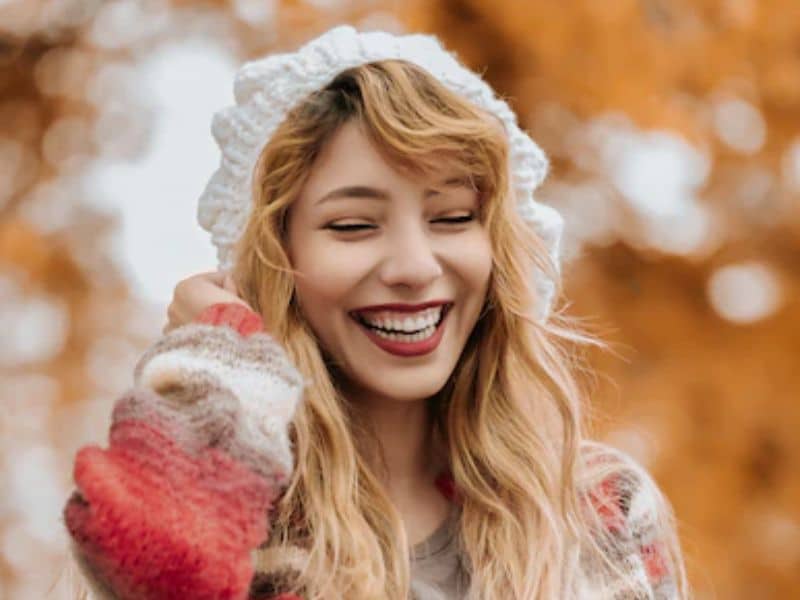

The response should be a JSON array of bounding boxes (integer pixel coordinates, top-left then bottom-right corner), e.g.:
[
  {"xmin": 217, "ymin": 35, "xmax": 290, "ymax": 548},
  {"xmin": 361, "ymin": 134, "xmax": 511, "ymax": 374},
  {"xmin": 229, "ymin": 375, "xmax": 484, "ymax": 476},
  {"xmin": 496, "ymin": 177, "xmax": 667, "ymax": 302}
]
[{"xmin": 409, "ymin": 508, "xmax": 469, "ymax": 600}]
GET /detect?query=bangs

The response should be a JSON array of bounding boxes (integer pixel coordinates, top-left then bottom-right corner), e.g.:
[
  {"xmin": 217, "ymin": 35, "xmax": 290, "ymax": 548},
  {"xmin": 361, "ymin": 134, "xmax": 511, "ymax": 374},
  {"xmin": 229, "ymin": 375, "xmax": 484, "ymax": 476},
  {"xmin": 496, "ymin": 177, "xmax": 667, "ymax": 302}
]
[{"xmin": 326, "ymin": 60, "xmax": 510, "ymax": 203}]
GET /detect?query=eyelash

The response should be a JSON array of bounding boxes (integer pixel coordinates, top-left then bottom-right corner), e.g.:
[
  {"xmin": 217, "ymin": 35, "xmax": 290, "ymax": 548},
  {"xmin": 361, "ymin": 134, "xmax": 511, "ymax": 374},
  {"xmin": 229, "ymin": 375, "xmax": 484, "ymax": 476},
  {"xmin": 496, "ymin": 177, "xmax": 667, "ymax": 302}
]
[{"xmin": 327, "ymin": 214, "xmax": 476, "ymax": 232}]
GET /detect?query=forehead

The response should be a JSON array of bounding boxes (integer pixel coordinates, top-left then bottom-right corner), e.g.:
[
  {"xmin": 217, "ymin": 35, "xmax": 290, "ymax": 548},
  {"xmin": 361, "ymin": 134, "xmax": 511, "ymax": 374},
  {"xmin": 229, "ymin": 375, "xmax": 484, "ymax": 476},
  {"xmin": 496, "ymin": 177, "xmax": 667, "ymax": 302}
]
[
  {"xmin": 299, "ymin": 121, "xmax": 466, "ymax": 203},
  {"xmin": 309, "ymin": 121, "xmax": 390, "ymax": 180}
]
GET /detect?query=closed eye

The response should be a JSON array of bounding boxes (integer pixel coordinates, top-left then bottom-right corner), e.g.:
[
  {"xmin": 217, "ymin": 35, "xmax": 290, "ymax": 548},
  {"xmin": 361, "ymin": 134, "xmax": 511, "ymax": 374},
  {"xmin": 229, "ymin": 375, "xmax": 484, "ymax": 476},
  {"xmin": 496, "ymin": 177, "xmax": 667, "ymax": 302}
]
[
  {"xmin": 327, "ymin": 214, "xmax": 476, "ymax": 232},
  {"xmin": 437, "ymin": 214, "xmax": 475, "ymax": 224},
  {"xmin": 326, "ymin": 223, "xmax": 373, "ymax": 232}
]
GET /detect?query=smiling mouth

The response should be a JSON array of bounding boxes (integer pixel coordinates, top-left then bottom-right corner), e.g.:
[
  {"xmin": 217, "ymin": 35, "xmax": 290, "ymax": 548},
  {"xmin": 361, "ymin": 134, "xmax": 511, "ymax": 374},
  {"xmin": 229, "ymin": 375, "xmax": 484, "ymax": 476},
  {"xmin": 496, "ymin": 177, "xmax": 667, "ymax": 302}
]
[{"xmin": 349, "ymin": 303, "xmax": 452, "ymax": 335}]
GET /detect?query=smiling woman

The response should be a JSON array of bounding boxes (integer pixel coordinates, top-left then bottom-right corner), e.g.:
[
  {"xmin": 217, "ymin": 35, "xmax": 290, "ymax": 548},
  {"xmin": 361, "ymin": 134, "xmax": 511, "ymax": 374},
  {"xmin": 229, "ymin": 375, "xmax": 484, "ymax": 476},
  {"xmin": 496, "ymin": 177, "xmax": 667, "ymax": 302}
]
[
  {"xmin": 62, "ymin": 26, "xmax": 689, "ymax": 600},
  {"xmin": 285, "ymin": 117, "xmax": 493, "ymax": 395}
]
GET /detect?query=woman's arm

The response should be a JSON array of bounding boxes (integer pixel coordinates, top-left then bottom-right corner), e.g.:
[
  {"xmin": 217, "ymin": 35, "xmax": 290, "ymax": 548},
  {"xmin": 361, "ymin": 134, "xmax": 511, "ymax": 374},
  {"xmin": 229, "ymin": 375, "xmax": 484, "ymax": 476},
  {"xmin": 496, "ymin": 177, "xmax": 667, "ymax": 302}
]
[{"xmin": 63, "ymin": 303, "xmax": 307, "ymax": 600}]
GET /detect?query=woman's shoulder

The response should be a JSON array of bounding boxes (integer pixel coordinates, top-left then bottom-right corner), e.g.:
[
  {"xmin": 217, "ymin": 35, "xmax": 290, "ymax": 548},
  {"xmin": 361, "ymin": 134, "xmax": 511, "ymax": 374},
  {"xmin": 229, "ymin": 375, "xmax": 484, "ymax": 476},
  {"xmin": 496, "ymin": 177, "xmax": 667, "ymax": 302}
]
[
  {"xmin": 577, "ymin": 440, "xmax": 680, "ymax": 534},
  {"xmin": 575, "ymin": 440, "xmax": 687, "ymax": 599},
  {"xmin": 577, "ymin": 439, "xmax": 659, "ymax": 512}
]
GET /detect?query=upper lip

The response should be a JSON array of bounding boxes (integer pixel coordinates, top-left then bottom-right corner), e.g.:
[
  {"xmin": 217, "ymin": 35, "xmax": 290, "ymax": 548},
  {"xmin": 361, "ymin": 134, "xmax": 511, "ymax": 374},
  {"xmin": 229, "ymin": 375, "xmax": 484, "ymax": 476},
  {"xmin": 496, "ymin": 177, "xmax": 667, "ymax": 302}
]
[{"xmin": 351, "ymin": 300, "xmax": 452, "ymax": 314}]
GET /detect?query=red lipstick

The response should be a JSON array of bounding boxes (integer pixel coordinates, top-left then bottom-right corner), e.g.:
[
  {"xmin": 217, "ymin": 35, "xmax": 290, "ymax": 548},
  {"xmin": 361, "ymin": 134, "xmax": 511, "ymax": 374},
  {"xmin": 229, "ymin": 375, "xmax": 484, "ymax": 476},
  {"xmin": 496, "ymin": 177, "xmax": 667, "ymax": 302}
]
[
  {"xmin": 352, "ymin": 300, "xmax": 451, "ymax": 314},
  {"xmin": 354, "ymin": 306, "xmax": 451, "ymax": 357}
]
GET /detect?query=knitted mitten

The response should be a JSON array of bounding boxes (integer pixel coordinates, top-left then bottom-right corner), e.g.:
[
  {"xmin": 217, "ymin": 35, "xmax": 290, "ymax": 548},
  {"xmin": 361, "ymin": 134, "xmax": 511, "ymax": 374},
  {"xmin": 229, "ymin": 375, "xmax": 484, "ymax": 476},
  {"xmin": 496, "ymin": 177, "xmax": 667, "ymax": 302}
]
[{"xmin": 63, "ymin": 304, "xmax": 306, "ymax": 600}]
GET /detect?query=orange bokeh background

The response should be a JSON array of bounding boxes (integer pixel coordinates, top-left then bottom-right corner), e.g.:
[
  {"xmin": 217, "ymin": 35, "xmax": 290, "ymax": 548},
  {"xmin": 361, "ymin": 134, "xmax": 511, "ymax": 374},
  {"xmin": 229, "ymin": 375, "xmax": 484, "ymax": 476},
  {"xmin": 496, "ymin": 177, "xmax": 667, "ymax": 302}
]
[{"xmin": 1, "ymin": 1, "xmax": 798, "ymax": 598}]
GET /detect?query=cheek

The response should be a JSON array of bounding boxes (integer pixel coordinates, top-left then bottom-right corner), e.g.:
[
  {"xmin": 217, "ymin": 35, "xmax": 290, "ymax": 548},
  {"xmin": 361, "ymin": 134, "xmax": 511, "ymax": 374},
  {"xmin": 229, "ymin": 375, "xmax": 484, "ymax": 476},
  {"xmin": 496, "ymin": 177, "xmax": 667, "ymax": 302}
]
[
  {"xmin": 291, "ymin": 237, "xmax": 372, "ymax": 308},
  {"xmin": 291, "ymin": 229, "xmax": 493, "ymax": 305},
  {"xmin": 447, "ymin": 231, "xmax": 493, "ymax": 292}
]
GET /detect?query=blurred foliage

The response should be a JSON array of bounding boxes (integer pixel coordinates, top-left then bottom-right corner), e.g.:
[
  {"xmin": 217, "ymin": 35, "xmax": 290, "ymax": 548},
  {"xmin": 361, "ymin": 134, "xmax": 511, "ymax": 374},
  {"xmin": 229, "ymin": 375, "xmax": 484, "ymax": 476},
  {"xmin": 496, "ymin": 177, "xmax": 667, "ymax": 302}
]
[{"xmin": 0, "ymin": 1, "xmax": 798, "ymax": 598}]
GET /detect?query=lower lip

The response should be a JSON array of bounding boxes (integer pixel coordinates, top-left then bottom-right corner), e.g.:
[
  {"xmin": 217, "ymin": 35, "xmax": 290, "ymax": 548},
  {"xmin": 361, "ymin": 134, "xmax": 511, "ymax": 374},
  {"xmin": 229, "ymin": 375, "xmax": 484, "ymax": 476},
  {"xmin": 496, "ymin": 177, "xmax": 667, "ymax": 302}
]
[{"xmin": 353, "ymin": 309, "xmax": 450, "ymax": 357}]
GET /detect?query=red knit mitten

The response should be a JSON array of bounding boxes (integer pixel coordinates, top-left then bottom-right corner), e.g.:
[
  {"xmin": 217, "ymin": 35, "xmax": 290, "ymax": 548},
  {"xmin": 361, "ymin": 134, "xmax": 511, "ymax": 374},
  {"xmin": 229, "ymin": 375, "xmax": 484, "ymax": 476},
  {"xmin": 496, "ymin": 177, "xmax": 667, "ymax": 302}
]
[
  {"xmin": 64, "ymin": 410, "xmax": 275, "ymax": 600},
  {"xmin": 64, "ymin": 304, "xmax": 305, "ymax": 600}
]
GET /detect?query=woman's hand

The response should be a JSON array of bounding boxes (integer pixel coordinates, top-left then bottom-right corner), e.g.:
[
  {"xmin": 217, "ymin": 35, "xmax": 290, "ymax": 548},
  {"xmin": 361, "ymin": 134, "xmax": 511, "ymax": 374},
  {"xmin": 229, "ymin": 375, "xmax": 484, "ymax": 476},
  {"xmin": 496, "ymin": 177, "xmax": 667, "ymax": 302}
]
[{"xmin": 163, "ymin": 271, "xmax": 251, "ymax": 334}]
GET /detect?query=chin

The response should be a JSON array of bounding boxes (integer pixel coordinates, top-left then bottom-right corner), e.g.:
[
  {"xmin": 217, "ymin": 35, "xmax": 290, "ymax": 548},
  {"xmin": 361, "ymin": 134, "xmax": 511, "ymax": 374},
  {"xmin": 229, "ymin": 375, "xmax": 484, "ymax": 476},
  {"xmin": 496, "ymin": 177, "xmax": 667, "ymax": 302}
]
[{"xmin": 360, "ymin": 375, "xmax": 449, "ymax": 404}]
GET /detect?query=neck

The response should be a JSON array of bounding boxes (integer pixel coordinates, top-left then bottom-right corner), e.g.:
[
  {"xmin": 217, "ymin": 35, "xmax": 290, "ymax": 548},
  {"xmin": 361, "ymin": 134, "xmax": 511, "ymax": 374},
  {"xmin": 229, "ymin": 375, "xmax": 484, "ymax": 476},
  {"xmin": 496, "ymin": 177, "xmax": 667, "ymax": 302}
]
[
  {"xmin": 345, "ymin": 388, "xmax": 454, "ymax": 545},
  {"xmin": 352, "ymin": 395, "xmax": 442, "ymax": 497}
]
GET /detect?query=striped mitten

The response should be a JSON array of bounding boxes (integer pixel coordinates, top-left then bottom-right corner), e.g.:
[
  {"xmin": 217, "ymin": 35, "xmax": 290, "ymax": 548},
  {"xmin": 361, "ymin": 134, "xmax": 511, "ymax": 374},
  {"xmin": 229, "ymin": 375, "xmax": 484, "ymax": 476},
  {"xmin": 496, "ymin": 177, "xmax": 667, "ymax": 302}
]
[{"xmin": 64, "ymin": 304, "xmax": 306, "ymax": 600}]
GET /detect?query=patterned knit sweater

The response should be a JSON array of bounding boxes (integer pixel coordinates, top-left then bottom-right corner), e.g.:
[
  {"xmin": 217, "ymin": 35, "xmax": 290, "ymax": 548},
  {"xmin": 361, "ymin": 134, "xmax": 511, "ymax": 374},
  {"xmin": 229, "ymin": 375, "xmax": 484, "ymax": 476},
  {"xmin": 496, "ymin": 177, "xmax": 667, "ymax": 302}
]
[{"xmin": 63, "ymin": 303, "xmax": 682, "ymax": 600}]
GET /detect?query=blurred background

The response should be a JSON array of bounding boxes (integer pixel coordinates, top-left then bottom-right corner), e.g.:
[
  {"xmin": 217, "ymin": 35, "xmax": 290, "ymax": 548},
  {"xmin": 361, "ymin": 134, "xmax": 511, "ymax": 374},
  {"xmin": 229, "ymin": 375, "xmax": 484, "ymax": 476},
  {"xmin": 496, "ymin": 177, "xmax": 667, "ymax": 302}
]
[{"xmin": 0, "ymin": 0, "xmax": 797, "ymax": 598}]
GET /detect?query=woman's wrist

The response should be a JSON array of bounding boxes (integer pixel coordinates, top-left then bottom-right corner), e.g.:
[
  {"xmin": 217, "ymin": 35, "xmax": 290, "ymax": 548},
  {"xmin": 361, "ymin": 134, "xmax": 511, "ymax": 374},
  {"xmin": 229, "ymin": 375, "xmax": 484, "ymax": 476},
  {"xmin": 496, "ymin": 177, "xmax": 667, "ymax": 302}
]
[{"xmin": 195, "ymin": 302, "xmax": 264, "ymax": 336}]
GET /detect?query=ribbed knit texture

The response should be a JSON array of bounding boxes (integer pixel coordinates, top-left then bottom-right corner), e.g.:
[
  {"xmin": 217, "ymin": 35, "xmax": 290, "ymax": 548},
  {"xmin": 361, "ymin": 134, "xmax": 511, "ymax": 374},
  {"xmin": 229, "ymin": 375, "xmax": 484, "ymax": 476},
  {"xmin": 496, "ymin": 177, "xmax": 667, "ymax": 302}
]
[
  {"xmin": 64, "ymin": 303, "xmax": 305, "ymax": 600},
  {"xmin": 63, "ymin": 303, "xmax": 680, "ymax": 599}
]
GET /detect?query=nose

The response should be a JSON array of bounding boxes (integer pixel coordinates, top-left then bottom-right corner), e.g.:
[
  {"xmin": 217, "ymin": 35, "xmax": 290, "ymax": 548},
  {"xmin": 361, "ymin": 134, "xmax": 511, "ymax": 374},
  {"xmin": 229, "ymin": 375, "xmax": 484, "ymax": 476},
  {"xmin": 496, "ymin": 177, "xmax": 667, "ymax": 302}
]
[{"xmin": 378, "ymin": 222, "xmax": 443, "ymax": 289}]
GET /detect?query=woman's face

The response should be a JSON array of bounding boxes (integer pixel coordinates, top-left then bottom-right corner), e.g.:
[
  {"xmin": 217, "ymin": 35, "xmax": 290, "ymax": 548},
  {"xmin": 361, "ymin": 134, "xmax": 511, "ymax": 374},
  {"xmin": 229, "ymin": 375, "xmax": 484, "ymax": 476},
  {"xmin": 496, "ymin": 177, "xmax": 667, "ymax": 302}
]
[{"xmin": 286, "ymin": 120, "xmax": 493, "ymax": 405}]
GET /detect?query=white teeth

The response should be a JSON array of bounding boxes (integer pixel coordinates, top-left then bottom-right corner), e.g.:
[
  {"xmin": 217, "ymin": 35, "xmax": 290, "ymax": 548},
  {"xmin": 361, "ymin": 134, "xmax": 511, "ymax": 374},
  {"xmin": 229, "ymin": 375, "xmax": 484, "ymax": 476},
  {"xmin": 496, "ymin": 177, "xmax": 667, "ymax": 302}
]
[
  {"xmin": 358, "ymin": 305, "xmax": 444, "ymax": 332},
  {"xmin": 371, "ymin": 323, "xmax": 437, "ymax": 342}
]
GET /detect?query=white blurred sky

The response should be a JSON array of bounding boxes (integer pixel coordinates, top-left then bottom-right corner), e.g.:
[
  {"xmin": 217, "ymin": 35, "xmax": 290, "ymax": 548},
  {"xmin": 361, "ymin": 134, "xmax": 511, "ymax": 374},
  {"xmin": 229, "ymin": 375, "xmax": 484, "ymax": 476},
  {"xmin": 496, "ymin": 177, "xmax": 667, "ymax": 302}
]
[{"xmin": 84, "ymin": 39, "xmax": 237, "ymax": 307}]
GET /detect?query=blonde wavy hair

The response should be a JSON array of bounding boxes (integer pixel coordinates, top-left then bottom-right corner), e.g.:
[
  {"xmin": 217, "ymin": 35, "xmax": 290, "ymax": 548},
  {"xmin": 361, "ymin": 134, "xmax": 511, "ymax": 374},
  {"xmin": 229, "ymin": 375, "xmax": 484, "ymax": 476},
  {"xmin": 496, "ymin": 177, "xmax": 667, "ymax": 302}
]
[
  {"xmin": 63, "ymin": 60, "xmax": 689, "ymax": 599},
  {"xmin": 230, "ymin": 60, "xmax": 689, "ymax": 599}
]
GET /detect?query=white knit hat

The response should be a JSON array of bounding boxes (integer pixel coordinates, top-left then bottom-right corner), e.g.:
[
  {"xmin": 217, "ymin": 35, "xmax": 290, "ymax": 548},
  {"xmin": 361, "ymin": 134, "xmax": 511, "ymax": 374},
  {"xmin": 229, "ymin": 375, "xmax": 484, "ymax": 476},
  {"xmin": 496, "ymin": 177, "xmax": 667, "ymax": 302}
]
[{"xmin": 197, "ymin": 25, "xmax": 563, "ymax": 320}]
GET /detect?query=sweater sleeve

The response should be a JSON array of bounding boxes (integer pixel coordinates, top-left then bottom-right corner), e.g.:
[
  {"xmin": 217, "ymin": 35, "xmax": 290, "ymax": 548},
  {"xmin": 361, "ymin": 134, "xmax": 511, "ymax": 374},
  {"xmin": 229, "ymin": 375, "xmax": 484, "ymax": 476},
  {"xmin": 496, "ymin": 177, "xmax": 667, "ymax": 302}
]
[
  {"xmin": 626, "ymin": 477, "xmax": 682, "ymax": 599},
  {"xmin": 63, "ymin": 303, "xmax": 307, "ymax": 600},
  {"xmin": 582, "ymin": 443, "xmax": 686, "ymax": 599}
]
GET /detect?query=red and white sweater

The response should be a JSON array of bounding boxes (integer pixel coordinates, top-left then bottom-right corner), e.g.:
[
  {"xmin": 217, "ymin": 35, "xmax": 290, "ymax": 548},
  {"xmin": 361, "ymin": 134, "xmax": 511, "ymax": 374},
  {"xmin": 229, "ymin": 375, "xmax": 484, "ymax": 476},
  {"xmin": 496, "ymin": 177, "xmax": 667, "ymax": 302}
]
[{"xmin": 63, "ymin": 303, "xmax": 681, "ymax": 599}]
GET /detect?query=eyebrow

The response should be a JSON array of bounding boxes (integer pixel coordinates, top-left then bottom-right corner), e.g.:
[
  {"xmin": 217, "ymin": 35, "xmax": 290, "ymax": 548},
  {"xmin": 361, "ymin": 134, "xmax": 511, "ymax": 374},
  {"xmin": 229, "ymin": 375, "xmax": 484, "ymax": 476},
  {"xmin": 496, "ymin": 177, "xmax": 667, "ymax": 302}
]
[{"xmin": 314, "ymin": 177, "xmax": 471, "ymax": 207}]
